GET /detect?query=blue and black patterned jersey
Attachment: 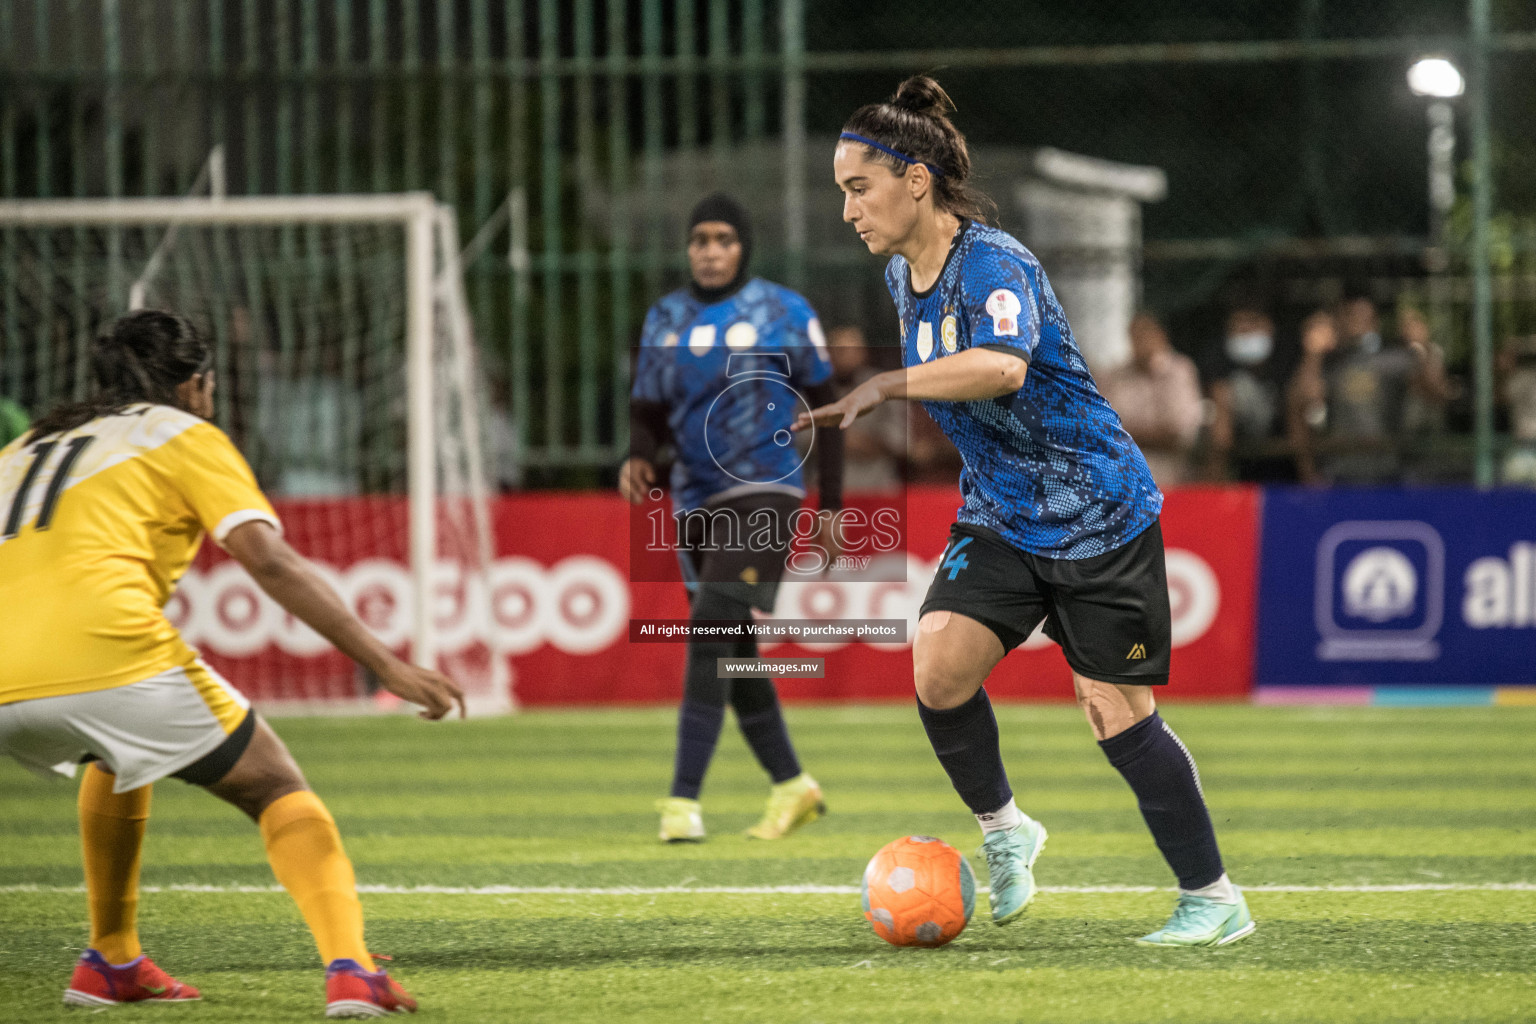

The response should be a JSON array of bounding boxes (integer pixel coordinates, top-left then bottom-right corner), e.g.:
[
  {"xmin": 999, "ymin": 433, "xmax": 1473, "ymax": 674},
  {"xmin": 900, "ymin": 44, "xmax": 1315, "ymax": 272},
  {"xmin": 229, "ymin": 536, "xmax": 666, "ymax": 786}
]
[
  {"xmin": 887, "ymin": 221, "xmax": 1161, "ymax": 559},
  {"xmin": 633, "ymin": 277, "xmax": 832, "ymax": 512}
]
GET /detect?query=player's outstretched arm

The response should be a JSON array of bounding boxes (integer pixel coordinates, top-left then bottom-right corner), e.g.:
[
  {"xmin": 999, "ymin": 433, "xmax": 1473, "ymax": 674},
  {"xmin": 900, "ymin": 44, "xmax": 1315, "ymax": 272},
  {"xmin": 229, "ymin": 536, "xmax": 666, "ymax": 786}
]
[
  {"xmin": 222, "ymin": 521, "xmax": 466, "ymax": 719},
  {"xmin": 793, "ymin": 348, "xmax": 1027, "ymax": 431}
]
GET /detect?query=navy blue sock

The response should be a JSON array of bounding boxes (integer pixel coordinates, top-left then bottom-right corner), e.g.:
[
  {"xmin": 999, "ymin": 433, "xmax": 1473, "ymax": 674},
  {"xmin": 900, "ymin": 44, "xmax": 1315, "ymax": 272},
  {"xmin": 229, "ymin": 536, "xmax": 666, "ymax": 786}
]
[
  {"xmin": 916, "ymin": 688, "xmax": 1013, "ymax": 816},
  {"xmin": 731, "ymin": 676, "xmax": 802, "ymax": 784},
  {"xmin": 669, "ymin": 632, "xmax": 731, "ymax": 799},
  {"xmin": 1098, "ymin": 711, "xmax": 1224, "ymax": 890},
  {"xmin": 670, "ymin": 697, "xmax": 726, "ymax": 799},
  {"xmin": 670, "ymin": 585, "xmax": 751, "ymax": 800}
]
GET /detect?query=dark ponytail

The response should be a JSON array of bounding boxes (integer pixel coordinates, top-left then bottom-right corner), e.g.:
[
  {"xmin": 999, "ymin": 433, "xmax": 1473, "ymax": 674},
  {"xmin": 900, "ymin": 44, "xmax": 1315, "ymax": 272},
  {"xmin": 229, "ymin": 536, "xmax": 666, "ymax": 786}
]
[
  {"xmin": 841, "ymin": 76, "xmax": 996, "ymax": 224},
  {"xmin": 27, "ymin": 309, "xmax": 211, "ymax": 440}
]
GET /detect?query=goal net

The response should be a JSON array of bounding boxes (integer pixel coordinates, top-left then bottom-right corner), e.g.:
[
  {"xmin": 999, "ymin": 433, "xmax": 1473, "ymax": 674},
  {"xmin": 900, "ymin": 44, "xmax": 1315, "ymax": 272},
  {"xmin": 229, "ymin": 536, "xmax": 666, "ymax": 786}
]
[{"xmin": 0, "ymin": 195, "xmax": 506, "ymax": 713}]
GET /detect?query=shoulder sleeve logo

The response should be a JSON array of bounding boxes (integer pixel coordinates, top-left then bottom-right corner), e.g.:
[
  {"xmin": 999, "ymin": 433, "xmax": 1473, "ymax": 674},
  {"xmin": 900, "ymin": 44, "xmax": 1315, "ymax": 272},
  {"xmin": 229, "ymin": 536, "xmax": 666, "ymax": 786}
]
[
  {"xmin": 806, "ymin": 317, "xmax": 830, "ymax": 361},
  {"xmin": 985, "ymin": 288, "xmax": 1022, "ymax": 337}
]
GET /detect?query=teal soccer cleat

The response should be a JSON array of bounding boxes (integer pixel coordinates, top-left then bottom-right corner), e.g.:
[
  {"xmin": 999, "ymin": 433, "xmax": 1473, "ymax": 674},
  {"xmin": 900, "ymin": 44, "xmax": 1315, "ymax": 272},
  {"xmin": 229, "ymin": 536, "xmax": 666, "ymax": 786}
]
[
  {"xmin": 980, "ymin": 818, "xmax": 1048, "ymax": 925},
  {"xmin": 1137, "ymin": 890, "xmax": 1256, "ymax": 947}
]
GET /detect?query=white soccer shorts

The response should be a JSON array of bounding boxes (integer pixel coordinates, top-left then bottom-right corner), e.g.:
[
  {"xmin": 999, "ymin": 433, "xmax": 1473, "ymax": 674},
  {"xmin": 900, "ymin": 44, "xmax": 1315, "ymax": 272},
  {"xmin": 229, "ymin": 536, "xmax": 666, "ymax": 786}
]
[{"xmin": 0, "ymin": 659, "xmax": 251, "ymax": 792}]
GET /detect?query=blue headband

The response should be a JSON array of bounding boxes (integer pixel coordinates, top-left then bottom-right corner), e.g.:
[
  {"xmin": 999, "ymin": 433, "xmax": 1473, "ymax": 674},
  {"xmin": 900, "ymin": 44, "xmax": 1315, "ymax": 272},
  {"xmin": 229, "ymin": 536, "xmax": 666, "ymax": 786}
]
[{"xmin": 839, "ymin": 132, "xmax": 945, "ymax": 177}]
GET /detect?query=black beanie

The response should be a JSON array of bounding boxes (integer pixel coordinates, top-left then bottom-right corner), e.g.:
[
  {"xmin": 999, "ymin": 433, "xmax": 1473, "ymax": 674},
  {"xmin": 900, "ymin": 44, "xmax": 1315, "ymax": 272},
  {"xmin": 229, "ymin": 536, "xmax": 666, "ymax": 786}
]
[{"xmin": 687, "ymin": 192, "xmax": 752, "ymax": 302}]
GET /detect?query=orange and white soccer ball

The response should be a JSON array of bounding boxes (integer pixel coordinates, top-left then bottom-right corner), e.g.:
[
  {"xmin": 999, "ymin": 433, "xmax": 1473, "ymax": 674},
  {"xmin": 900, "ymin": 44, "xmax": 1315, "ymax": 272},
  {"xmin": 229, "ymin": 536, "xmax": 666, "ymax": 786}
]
[{"xmin": 861, "ymin": 835, "xmax": 976, "ymax": 947}]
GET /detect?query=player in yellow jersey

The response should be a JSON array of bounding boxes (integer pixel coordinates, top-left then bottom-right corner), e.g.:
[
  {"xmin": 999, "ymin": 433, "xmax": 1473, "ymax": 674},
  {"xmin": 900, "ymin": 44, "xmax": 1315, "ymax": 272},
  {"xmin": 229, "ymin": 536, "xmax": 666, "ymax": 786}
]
[{"xmin": 0, "ymin": 310, "xmax": 464, "ymax": 1018}]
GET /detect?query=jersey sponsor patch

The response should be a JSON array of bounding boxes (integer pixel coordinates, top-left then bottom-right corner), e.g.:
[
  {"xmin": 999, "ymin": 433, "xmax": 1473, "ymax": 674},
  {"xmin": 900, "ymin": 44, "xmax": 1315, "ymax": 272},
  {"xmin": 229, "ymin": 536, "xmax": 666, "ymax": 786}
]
[{"xmin": 985, "ymin": 288, "xmax": 1022, "ymax": 337}]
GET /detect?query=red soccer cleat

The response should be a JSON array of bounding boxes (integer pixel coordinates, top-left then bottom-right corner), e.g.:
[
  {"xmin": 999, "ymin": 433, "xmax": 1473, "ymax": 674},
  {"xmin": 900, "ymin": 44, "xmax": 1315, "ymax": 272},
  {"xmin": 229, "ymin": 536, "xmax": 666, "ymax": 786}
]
[
  {"xmin": 62, "ymin": 948, "xmax": 201, "ymax": 1006},
  {"xmin": 324, "ymin": 958, "xmax": 418, "ymax": 1018}
]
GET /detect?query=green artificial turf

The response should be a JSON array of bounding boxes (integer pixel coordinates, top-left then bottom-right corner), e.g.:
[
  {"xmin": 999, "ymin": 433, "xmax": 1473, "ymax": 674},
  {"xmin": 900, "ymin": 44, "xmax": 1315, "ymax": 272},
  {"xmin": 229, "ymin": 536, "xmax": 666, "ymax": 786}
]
[{"xmin": 3, "ymin": 704, "xmax": 1535, "ymax": 1022}]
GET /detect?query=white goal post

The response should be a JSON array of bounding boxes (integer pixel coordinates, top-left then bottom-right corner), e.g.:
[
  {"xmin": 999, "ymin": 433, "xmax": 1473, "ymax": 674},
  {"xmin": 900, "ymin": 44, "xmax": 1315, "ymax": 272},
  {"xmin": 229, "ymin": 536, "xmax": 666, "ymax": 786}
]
[{"xmin": 0, "ymin": 194, "xmax": 503, "ymax": 711}]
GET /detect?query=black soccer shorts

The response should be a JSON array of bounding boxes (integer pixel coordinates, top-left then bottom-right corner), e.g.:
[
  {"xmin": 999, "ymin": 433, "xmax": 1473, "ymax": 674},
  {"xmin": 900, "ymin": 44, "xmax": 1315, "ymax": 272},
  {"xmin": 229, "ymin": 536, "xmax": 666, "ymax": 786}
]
[
  {"xmin": 675, "ymin": 490, "xmax": 805, "ymax": 613},
  {"xmin": 919, "ymin": 519, "xmax": 1172, "ymax": 685}
]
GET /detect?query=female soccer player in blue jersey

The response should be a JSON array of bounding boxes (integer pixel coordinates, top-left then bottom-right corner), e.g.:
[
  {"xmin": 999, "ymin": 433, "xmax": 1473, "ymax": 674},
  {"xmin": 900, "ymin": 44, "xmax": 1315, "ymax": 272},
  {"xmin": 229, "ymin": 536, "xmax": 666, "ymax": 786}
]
[
  {"xmin": 798, "ymin": 77, "xmax": 1254, "ymax": 947},
  {"xmin": 621, "ymin": 194, "xmax": 843, "ymax": 844}
]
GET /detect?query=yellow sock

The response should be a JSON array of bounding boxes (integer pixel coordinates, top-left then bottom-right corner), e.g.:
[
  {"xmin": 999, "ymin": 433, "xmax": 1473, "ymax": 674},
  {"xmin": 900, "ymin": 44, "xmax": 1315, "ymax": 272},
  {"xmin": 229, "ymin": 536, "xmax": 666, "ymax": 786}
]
[
  {"xmin": 258, "ymin": 790, "xmax": 374, "ymax": 971},
  {"xmin": 78, "ymin": 763, "xmax": 151, "ymax": 965}
]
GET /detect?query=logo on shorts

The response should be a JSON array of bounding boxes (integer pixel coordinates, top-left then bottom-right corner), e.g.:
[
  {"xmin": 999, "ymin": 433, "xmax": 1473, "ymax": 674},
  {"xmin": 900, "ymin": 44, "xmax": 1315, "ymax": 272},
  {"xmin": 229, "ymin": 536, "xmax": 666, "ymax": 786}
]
[{"xmin": 1127, "ymin": 643, "xmax": 1147, "ymax": 660}]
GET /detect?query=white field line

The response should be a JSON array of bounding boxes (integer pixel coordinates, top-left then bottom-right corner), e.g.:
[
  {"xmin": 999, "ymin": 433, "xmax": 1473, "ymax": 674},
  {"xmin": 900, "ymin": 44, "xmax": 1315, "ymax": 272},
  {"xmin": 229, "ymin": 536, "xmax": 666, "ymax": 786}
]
[{"xmin": 3, "ymin": 882, "xmax": 1536, "ymax": 896}]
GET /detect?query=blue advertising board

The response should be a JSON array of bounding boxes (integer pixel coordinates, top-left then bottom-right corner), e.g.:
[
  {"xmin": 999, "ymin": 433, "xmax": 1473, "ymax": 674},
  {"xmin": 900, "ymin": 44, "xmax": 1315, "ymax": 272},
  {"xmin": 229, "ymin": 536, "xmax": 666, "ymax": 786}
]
[{"xmin": 1257, "ymin": 489, "xmax": 1536, "ymax": 687}]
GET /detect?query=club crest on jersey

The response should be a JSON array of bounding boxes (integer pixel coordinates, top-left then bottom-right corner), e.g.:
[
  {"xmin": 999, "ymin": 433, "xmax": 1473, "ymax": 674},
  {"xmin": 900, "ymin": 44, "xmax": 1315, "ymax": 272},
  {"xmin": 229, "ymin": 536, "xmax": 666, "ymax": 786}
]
[
  {"xmin": 725, "ymin": 322, "xmax": 759, "ymax": 349},
  {"xmin": 941, "ymin": 315, "xmax": 958, "ymax": 354},
  {"xmin": 915, "ymin": 321, "xmax": 934, "ymax": 361},
  {"xmin": 985, "ymin": 288, "xmax": 1022, "ymax": 337}
]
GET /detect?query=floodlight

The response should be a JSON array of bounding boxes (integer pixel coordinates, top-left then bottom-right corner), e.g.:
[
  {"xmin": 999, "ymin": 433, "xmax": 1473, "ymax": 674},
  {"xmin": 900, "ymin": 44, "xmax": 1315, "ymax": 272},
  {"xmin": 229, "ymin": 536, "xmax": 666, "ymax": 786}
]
[{"xmin": 1407, "ymin": 58, "xmax": 1465, "ymax": 99}]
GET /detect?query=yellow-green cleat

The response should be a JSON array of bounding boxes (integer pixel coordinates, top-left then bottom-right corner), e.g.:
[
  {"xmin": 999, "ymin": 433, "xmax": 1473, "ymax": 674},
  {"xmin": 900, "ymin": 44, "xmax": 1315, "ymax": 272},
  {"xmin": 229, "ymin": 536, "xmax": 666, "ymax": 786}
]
[
  {"xmin": 745, "ymin": 773, "xmax": 825, "ymax": 839},
  {"xmin": 656, "ymin": 797, "xmax": 705, "ymax": 843}
]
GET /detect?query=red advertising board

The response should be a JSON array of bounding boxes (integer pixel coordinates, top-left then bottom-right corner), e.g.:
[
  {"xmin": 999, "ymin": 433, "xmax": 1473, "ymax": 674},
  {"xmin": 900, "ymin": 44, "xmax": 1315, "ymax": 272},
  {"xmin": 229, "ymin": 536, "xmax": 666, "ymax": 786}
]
[{"xmin": 178, "ymin": 486, "xmax": 1258, "ymax": 705}]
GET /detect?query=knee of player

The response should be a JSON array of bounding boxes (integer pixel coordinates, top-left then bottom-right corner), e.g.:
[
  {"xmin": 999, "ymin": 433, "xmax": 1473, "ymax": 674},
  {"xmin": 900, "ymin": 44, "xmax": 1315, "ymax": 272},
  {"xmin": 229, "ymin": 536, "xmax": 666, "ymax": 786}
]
[
  {"xmin": 207, "ymin": 728, "xmax": 311, "ymax": 820},
  {"xmin": 913, "ymin": 654, "xmax": 975, "ymax": 711},
  {"xmin": 230, "ymin": 777, "xmax": 310, "ymax": 821},
  {"xmin": 1074, "ymin": 682, "xmax": 1151, "ymax": 741}
]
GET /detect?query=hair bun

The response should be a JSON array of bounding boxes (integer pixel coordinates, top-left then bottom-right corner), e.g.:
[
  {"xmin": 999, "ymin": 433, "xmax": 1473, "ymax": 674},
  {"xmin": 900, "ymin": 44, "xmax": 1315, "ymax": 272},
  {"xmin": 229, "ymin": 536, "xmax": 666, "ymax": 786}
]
[{"xmin": 890, "ymin": 76, "xmax": 954, "ymax": 120}]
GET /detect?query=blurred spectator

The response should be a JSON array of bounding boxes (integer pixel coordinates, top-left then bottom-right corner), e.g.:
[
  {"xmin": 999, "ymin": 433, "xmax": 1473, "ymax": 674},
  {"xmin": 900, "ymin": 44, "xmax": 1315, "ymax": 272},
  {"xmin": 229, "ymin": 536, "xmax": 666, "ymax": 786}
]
[
  {"xmin": 1287, "ymin": 296, "xmax": 1450, "ymax": 485},
  {"xmin": 0, "ymin": 397, "xmax": 29, "ymax": 447},
  {"xmin": 826, "ymin": 325, "xmax": 904, "ymax": 492},
  {"xmin": 1285, "ymin": 310, "xmax": 1338, "ymax": 485},
  {"xmin": 1098, "ymin": 311, "xmax": 1204, "ymax": 488},
  {"xmin": 1397, "ymin": 305, "xmax": 1454, "ymax": 440},
  {"xmin": 1500, "ymin": 335, "xmax": 1536, "ymax": 486},
  {"xmin": 1204, "ymin": 306, "xmax": 1287, "ymax": 481}
]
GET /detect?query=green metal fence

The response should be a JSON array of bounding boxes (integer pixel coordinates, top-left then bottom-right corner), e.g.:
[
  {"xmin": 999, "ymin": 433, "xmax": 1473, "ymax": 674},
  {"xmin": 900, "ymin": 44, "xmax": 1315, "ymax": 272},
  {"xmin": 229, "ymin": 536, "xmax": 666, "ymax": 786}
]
[
  {"xmin": 2, "ymin": 0, "xmax": 1534, "ymax": 484},
  {"xmin": 0, "ymin": 0, "xmax": 817, "ymax": 482}
]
